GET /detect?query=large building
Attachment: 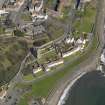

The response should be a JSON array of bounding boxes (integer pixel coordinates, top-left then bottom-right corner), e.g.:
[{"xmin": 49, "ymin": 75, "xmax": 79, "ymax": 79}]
[{"xmin": 29, "ymin": 0, "xmax": 48, "ymax": 22}]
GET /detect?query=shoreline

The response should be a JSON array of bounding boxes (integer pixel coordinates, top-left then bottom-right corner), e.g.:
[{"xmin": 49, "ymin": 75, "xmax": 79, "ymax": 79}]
[
  {"xmin": 45, "ymin": 55, "xmax": 98, "ymax": 105},
  {"xmin": 57, "ymin": 72, "xmax": 86, "ymax": 105}
]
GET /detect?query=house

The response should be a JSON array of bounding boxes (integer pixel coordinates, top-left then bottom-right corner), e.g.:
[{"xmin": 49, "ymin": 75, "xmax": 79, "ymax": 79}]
[
  {"xmin": 76, "ymin": 38, "xmax": 84, "ymax": 45},
  {"xmin": 65, "ymin": 37, "xmax": 75, "ymax": 44},
  {"xmin": 76, "ymin": 38, "xmax": 87, "ymax": 50},
  {"xmin": 62, "ymin": 46, "xmax": 81, "ymax": 58},
  {"xmin": 29, "ymin": 0, "xmax": 48, "ymax": 22}
]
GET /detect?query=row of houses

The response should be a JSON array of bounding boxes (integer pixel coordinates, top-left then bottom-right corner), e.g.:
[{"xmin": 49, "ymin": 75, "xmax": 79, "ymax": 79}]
[
  {"xmin": 0, "ymin": 0, "xmax": 47, "ymax": 19},
  {"xmin": 33, "ymin": 38, "xmax": 87, "ymax": 74}
]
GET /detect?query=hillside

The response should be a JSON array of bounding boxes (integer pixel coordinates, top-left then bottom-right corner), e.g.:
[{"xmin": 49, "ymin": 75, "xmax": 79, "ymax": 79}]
[{"xmin": 0, "ymin": 37, "xmax": 28, "ymax": 86}]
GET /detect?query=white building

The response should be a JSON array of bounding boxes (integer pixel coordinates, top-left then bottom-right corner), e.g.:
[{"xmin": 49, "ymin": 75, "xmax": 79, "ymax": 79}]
[
  {"xmin": 33, "ymin": 67, "xmax": 42, "ymax": 74},
  {"xmin": 65, "ymin": 37, "xmax": 74, "ymax": 44},
  {"xmin": 47, "ymin": 59, "xmax": 64, "ymax": 68},
  {"xmin": 76, "ymin": 38, "xmax": 84, "ymax": 44}
]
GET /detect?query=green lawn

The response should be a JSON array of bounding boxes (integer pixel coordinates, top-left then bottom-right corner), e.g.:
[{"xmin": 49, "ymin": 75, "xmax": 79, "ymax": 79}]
[
  {"xmin": 18, "ymin": 32, "xmax": 99, "ymax": 105},
  {"xmin": 38, "ymin": 50, "xmax": 58, "ymax": 64},
  {"xmin": 18, "ymin": 97, "xmax": 27, "ymax": 105},
  {"xmin": 0, "ymin": 26, "xmax": 5, "ymax": 35},
  {"xmin": 21, "ymin": 13, "xmax": 32, "ymax": 21},
  {"xmin": 64, "ymin": 51, "xmax": 82, "ymax": 62},
  {"xmin": 23, "ymin": 74, "xmax": 35, "ymax": 81},
  {"xmin": 23, "ymin": 71, "xmax": 44, "ymax": 81}
]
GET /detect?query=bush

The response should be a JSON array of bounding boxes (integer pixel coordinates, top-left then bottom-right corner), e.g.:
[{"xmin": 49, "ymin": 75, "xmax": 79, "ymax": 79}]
[{"xmin": 14, "ymin": 30, "xmax": 25, "ymax": 37}]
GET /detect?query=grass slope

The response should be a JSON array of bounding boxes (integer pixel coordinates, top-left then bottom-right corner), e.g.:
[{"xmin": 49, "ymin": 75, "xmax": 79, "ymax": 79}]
[
  {"xmin": 0, "ymin": 38, "xmax": 28, "ymax": 86},
  {"xmin": 18, "ymin": 33, "xmax": 99, "ymax": 105}
]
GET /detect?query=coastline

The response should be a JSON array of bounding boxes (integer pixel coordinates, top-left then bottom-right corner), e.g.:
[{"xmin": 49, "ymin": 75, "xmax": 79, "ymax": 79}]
[
  {"xmin": 57, "ymin": 72, "xmax": 86, "ymax": 105},
  {"xmin": 45, "ymin": 54, "xmax": 98, "ymax": 105}
]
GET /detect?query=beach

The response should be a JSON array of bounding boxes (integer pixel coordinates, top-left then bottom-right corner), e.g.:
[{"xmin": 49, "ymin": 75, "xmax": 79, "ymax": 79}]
[
  {"xmin": 57, "ymin": 72, "xmax": 86, "ymax": 105},
  {"xmin": 45, "ymin": 55, "xmax": 98, "ymax": 105}
]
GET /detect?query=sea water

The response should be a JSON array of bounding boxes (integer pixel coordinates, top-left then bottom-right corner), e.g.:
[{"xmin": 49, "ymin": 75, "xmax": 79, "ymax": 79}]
[{"xmin": 60, "ymin": 70, "xmax": 105, "ymax": 105}]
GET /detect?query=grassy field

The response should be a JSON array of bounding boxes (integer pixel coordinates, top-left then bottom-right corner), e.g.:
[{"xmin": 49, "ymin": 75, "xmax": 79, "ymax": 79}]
[
  {"xmin": 0, "ymin": 26, "xmax": 5, "ymax": 35},
  {"xmin": 23, "ymin": 71, "xmax": 44, "ymax": 81},
  {"xmin": 38, "ymin": 50, "xmax": 58, "ymax": 64},
  {"xmin": 23, "ymin": 74, "xmax": 35, "ymax": 81},
  {"xmin": 47, "ymin": 23, "xmax": 65, "ymax": 40},
  {"xmin": 18, "ymin": 31, "xmax": 99, "ymax": 105},
  {"xmin": 73, "ymin": 3, "xmax": 96, "ymax": 37},
  {"xmin": 0, "ymin": 38, "xmax": 28, "ymax": 86}
]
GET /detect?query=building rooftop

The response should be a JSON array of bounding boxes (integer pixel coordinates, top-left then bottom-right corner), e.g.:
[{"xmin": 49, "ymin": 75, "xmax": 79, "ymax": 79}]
[{"xmin": 0, "ymin": 9, "xmax": 8, "ymax": 15}]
